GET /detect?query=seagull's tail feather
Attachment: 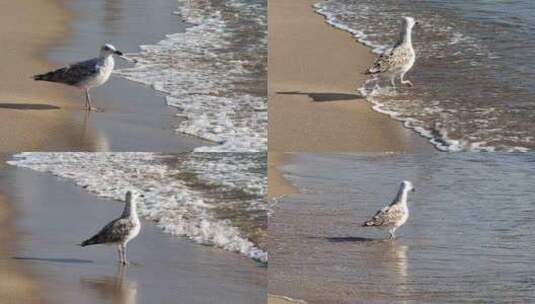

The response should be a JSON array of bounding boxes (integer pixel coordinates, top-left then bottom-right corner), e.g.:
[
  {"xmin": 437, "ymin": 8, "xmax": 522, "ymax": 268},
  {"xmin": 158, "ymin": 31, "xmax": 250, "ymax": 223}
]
[
  {"xmin": 33, "ymin": 71, "xmax": 55, "ymax": 82},
  {"xmin": 32, "ymin": 67, "xmax": 70, "ymax": 83},
  {"xmin": 32, "ymin": 74, "xmax": 44, "ymax": 81},
  {"xmin": 80, "ymin": 235, "xmax": 101, "ymax": 247}
]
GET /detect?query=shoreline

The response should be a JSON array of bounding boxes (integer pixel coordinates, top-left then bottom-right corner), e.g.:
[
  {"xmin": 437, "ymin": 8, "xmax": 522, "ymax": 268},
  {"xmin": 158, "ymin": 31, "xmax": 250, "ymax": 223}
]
[
  {"xmin": 0, "ymin": 158, "xmax": 266, "ymax": 303},
  {"xmin": 0, "ymin": 0, "xmax": 73, "ymax": 299},
  {"xmin": 0, "ymin": 0, "xmax": 97, "ymax": 151},
  {"xmin": 268, "ymin": 0, "xmax": 433, "ymax": 153},
  {"xmin": 0, "ymin": 0, "xmax": 210, "ymax": 152},
  {"xmin": 267, "ymin": 153, "xmax": 302, "ymax": 304},
  {"xmin": 268, "ymin": 152, "xmax": 298, "ymax": 199},
  {"xmin": 0, "ymin": 0, "xmax": 254, "ymax": 302},
  {"xmin": 268, "ymin": 0, "xmax": 434, "ymax": 302}
]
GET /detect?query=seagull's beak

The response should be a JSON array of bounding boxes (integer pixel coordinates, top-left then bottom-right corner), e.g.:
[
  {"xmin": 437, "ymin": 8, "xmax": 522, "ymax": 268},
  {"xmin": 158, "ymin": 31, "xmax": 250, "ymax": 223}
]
[
  {"xmin": 116, "ymin": 52, "xmax": 138, "ymax": 64},
  {"xmin": 412, "ymin": 188, "xmax": 416, "ymax": 192},
  {"xmin": 415, "ymin": 21, "xmax": 421, "ymax": 26}
]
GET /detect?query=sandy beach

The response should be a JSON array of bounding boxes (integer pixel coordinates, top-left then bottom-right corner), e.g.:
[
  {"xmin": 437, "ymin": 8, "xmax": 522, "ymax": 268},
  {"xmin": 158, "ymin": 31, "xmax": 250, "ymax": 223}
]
[
  {"xmin": 0, "ymin": 0, "xmax": 265, "ymax": 302},
  {"xmin": 267, "ymin": 0, "xmax": 433, "ymax": 302},
  {"xmin": 0, "ymin": 160, "xmax": 266, "ymax": 303},
  {"xmin": 0, "ymin": 0, "xmax": 209, "ymax": 152},
  {"xmin": 0, "ymin": 0, "xmax": 90, "ymax": 151},
  {"xmin": 268, "ymin": 0, "xmax": 431, "ymax": 153}
]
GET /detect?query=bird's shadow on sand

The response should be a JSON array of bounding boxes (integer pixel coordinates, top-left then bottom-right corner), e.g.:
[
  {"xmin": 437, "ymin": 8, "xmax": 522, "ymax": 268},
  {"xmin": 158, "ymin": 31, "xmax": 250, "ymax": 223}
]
[
  {"xmin": 277, "ymin": 91, "xmax": 363, "ymax": 102},
  {"xmin": 306, "ymin": 235, "xmax": 383, "ymax": 243},
  {"xmin": 0, "ymin": 103, "xmax": 60, "ymax": 110},
  {"xmin": 325, "ymin": 236, "xmax": 379, "ymax": 243},
  {"xmin": 13, "ymin": 256, "xmax": 93, "ymax": 264}
]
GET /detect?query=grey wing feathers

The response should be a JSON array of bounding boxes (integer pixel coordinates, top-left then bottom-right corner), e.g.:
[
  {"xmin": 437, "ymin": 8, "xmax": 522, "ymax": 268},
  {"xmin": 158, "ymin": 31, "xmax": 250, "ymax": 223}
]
[
  {"xmin": 33, "ymin": 58, "xmax": 100, "ymax": 85},
  {"xmin": 362, "ymin": 205, "xmax": 402, "ymax": 227},
  {"xmin": 80, "ymin": 218, "xmax": 133, "ymax": 247},
  {"xmin": 365, "ymin": 46, "xmax": 411, "ymax": 75},
  {"xmin": 366, "ymin": 50, "xmax": 394, "ymax": 75}
]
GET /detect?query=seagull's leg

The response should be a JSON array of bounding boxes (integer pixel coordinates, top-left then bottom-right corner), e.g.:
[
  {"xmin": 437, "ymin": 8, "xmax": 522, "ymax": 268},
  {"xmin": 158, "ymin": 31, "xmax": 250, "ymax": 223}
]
[
  {"xmin": 390, "ymin": 75, "xmax": 397, "ymax": 88},
  {"xmin": 388, "ymin": 229, "xmax": 395, "ymax": 239},
  {"xmin": 117, "ymin": 245, "xmax": 123, "ymax": 263},
  {"xmin": 400, "ymin": 72, "xmax": 413, "ymax": 87},
  {"xmin": 84, "ymin": 89, "xmax": 93, "ymax": 111},
  {"xmin": 121, "ymin": 244, "xmax": 128, "ymax": 265}
]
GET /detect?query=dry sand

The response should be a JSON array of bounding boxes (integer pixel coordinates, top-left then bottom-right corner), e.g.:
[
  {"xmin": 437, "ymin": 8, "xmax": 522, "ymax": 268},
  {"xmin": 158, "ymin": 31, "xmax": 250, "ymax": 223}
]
[{"xmin": 268, "ymin": 0, "xmax": 431, "ymax": 153}]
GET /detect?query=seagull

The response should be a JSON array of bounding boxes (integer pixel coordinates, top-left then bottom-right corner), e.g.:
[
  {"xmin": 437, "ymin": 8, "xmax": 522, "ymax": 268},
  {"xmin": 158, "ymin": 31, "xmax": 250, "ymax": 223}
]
[
  {"xmin": 365, "ymin": 17, "xmax": 418, "ymax": 88},
  {"xmin": 362, "ymin": 181, "xmax": 415, "ymax": 239},
  {"xmin": 80, "ymin": 191, "xmax": 141, "ymax": 265},
  {"xmin": 33, "ymin": 44, "xmax": 134, "ymax": 111}
]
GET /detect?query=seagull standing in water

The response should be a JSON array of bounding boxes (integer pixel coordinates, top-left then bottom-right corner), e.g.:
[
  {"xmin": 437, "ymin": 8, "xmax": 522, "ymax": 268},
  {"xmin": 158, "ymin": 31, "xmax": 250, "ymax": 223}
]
[
  {"xmin": 33, "ymin": 44, "xmax": 134, "ymax": 111},
  {"xmin": 365, "ymin": 17, "xmax": 418, "ymax": 88},
  {"xmin": 362, "ymin": 181, "xmax": 415, "ymax": 239},
  {"xmin": 80, "ymin": 191, "xmax": 141, "ymax": 265}
]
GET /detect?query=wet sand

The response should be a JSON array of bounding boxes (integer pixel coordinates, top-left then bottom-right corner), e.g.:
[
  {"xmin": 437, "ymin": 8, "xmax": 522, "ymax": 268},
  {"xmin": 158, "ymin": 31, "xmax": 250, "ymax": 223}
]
[
  {"xmin": 268, "ymin": 152, "xmax": 298, "ymax": 199},
  {"xmin": 0, "ymin": 0, "xmax": 96, "ymax": 151},
  {"xmin": 268, "ymin": 0, "xmax": 431, "ymax": 152},
  {"xmin": 269, "ymin": 152, "xmax": 535, "ymax": 303},
  {"xmin": 0, "ymin": 189, "xmax": 42, "ymax": 303},
  {"xmin": 0, "ymin": 161, "xmax": 266, "ymax": 303},
  {"xmin": 0, "ymin": 0, "xmax": 210, "ymax": 152}
]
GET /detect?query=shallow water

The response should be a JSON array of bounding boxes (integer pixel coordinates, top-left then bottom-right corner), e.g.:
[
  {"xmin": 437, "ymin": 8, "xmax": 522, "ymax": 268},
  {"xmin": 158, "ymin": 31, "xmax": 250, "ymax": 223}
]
[
  {"xmin": 8, "ymin": 152, "xmax": 267, "ymax": 262},
  {"xmin": 45, "ymin": 0, "xmax": 210, "ymax": 151},
  {"xmin": 0, "ymin": 161, "xmax": 265, "ymax": 304},
  {"xmin": 51, "ymin": 0, "xmax": 266, "ymax": 152},
  {"xmin": 269, "ymin": 152, "xmax": 535, "ymax": 303},
  {"xmin": 116, "ymin": 0, "xmax": 267, "ymax": 152},
  {"xmin": 315, "ymin": 0, "xmax": 535, "ymax": 152}
]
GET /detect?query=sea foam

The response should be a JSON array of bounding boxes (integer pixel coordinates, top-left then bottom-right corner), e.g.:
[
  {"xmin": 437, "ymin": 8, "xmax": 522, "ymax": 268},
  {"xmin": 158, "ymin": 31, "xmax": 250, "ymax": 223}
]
[
  {"xmin": 8, "ymin": 152, "xmax": 267, "ymax": 263},
  {"xmin": 314, "ymin": 0, "xmax": 533, "ymax": 152},
  {"xmin": 115, "ymin": 0, "xmax": 267, "ymax": 152}
]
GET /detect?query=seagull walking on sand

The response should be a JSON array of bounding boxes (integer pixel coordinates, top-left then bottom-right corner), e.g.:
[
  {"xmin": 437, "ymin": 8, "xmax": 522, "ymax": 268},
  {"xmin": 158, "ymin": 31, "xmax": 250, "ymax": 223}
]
[
  {"xmin": 33, "ymin": 44, "xmax": 135, "ymax": 111},
  {"xmin": 365, "ymin": 17, "xmax": 418, "ymax": 88},
  {"xmin": 80, "ymin": 191, "xmax": 141, "ymax": 265},
  {"xmin": 362, "ymin": 181, "xmax": 415, "ymax": 239}
]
